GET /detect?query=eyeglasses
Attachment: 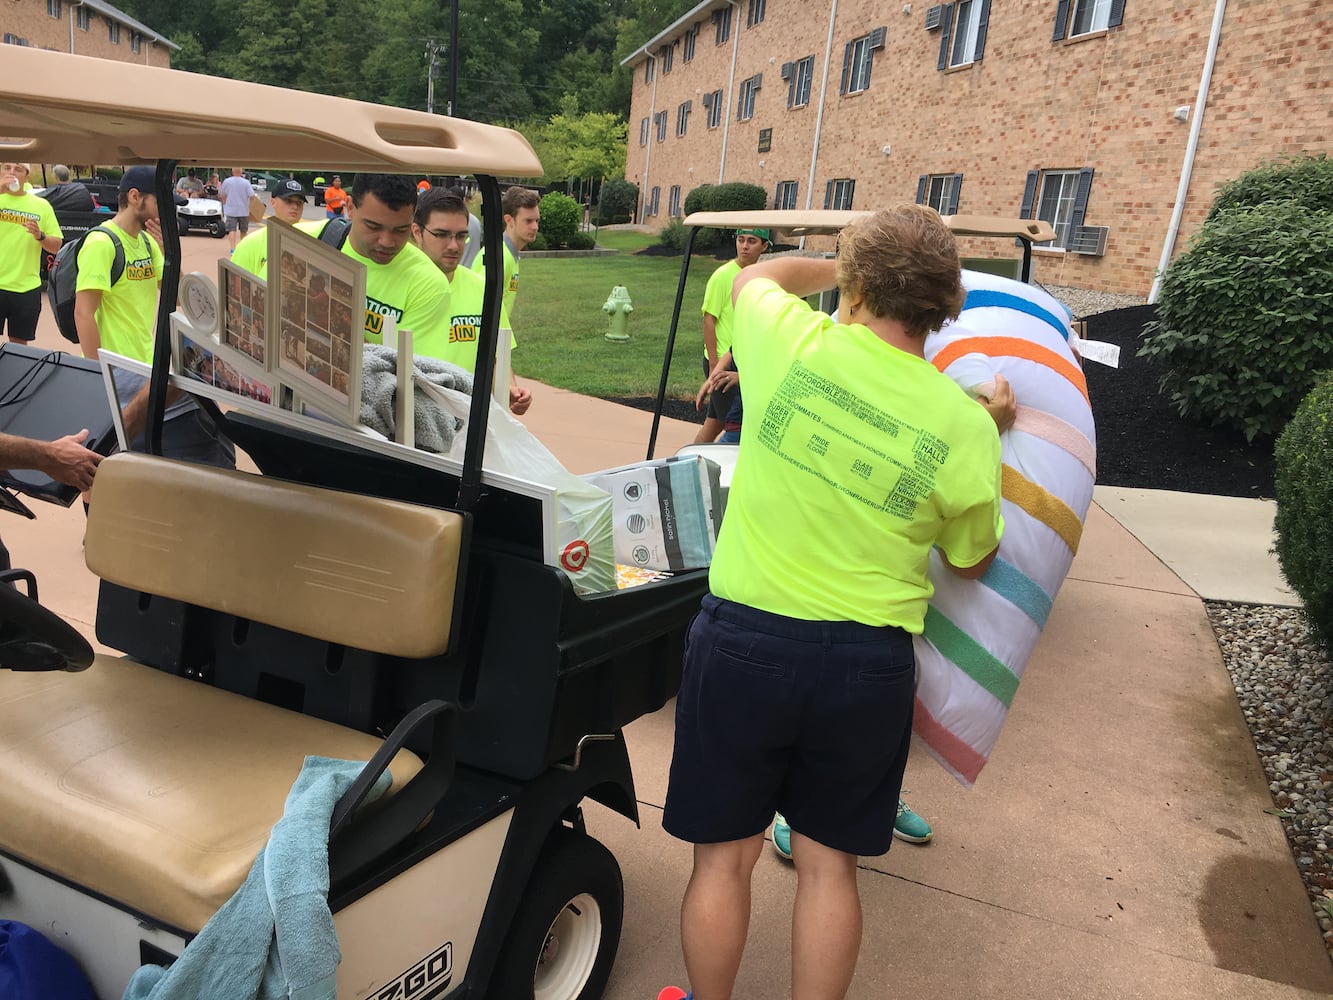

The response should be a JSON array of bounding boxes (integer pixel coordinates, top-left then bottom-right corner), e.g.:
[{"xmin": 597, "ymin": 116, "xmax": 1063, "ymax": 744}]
[{"xmin": 422, "ymin": 228, "xmax": 470, "ymax": 244}]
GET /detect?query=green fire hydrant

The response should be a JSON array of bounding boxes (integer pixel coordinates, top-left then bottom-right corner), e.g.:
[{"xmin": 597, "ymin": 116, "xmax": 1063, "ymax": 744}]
[{"xmin": 603, "ymin": 285, "xmax": 633, "ymax": 342}]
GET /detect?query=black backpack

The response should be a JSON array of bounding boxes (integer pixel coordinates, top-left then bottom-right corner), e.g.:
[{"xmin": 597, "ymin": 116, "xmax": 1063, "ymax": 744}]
[
  {"xmin": 46, "ymin": 226, "xmax": 125, "ymax": 345},
  {"xmin": 319, "ymin": 217, "xmax": 351, "ymax": 250}
]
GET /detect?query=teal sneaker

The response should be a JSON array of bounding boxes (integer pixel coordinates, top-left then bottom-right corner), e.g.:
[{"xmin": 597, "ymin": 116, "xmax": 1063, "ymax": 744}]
[
  {"xmin": 771, "ymin": 813, "xmax": 793, "ymax": 860},
  {"xmin": 893, "ymin": 799, "xmax": 933, "ymax": 843}
]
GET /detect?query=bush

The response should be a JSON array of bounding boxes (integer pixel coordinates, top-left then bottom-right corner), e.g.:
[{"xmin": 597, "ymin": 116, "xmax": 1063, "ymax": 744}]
[
  {"xmin": 567, "ymin": 231, "xmax": 596, "ymax": 250},
  {"xmin": 708, "ymin": 181, "xmax": 768, "ymax": 213},
  {"xmin": 1207, "ymin": 153, "xmax": 1333, "ymax": 221},
  {"xmin": 538, "ymin": 191, "xmax": 581, "ymax": 248},
  {"xmin": 527, "ymin": 231, "xmax": 550, "ymax": 251},
  {"xmin": 658, "ymin": 217, "xmax": 689, "ymax": 251},
  {"xmin": 683, "ymin": 184, "xmax": 713, "ymax": 217},
  {"xmin": 1274, "ymin": 374, "xmax": 1333, "ymax": 655},
  {"xmin": 1139, "ymin": 200, "xmax": 1333, "ymax": 442},
  {"xmin": 595, "ymin": 179, "xmax": 638, "ymax": 225}
]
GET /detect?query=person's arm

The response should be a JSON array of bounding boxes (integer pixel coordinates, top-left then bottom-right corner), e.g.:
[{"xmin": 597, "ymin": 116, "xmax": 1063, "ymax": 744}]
[
  {"xmin": 119, "ymin": 381, "xmax": 185, "ymax": 443},
  {"xmin": 702, "ymin": 312, "xmax": 720, "ymax": 371},
  {"xmin": 975, "ymin": 374, "xmax": 1016, "ymax": 434},
  {"xmin": 509, "ymin": 373, "xmax": 532, "ymax": 415},
  {"xmin": 0, "ymin": 430, "xmax": 102, "ymax": 492},
  {"xmin": 21, "ymin": 215, "xmax": 61, "ymax": 255},
  {"xmin": 74, "ymin": 288, "xmax": 103, "ymax": 359},
  {"xmin": 733, "ymin": 256, "xmax": 837, "ymax": 306},
  {"xmin": 940, "ymin": 545, "xmax": 999, "ymax": 580}
]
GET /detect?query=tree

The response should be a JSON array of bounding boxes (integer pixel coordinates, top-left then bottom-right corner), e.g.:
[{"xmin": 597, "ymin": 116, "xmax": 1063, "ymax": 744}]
[{"xmin": 541, "ymin": 97, "xmax": 627, "ymax": 184}]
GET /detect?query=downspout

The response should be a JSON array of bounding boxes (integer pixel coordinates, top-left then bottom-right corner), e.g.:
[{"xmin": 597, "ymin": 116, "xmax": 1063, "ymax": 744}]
[
  {"xmin": 803, "ymin": 0, "xmax": 840, "ymax": 211},
  {"xmin": 640, "ymin": 52, "xmax": 659, "ymax": 224},
  {"xmin": 69, "ymin": 1, "xmax": 81, "ymax": 52},
  {"xmin": 716, "ymin": 0, "xmax": 742, "ymax": 184},
  {"xmin": 1149, "ymin": 0, "xmax": 1227, "ymax": 303}
]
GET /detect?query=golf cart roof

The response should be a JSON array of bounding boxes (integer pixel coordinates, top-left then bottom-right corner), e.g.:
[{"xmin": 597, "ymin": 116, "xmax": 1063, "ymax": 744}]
[
  {"xmin": 681, "ymin": 210, "xmax": 1057, "ymax": 244},
  {"xmin": 0, "ymin": 47, "xmax": 542, "ymax": 177}
]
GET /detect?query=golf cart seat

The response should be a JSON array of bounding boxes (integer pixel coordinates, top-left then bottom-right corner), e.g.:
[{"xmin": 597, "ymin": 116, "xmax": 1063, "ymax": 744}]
[{"xmin": 0, "ymin": 452, "xmax": 466, "ymax": 934}]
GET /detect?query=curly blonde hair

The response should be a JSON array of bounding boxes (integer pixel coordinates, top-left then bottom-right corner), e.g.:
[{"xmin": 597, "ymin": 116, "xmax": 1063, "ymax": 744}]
[{"xmin": 835, "ymin": 204, "xmax": 964, "ymax": 337}]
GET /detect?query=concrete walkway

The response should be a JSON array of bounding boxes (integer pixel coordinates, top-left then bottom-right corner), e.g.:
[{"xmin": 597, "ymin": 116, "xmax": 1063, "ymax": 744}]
[{"xmin": 9, "ymin": 231, "xmax": 1328, "ymax": 998}]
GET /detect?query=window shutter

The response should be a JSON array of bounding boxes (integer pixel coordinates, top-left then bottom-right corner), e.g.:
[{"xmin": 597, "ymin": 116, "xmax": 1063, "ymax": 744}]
[
  {"xmin": 1053, "ymin": 0, "xmax": 1071, "ymax": 41},
  {"xmin": 839, "ymin": 41, "xmax": 852, "ymax": 95},
  {"xmin": 824, "ymin": 179, "xmax": 834, "ymax": 209},
  {"xmin": 781, "ymin": 61, "xmax": 794, "ymax": 80},
  {"xmin": 947, "ymin": 173, "xmax": 963, "ymax": 214},
  {"xmin": 737, "ymin": 89, "xmax": 745, "ymax": 120},
  {"xmin": 1070, "ymin": 167, "xmax": 1095, "ymax": 229},
  {"xmin": 937, "ymin": 3, "xmax": 954, "ymax": 71},
  {"xmin": 869, "ymin": 26, "xmax": 887, "ymax": 49},
  {"xmin": 1108, "ymin": 0, "xmax": 1126, "ymax": 28},
  {"xmin": 1020, "ymin": 170, "xmax": 1040, "ymax": 218},
  {"xmin": 846, "ymin": 179, "xmax": 856, "ymax": 209},
  {"xmin": 774, "ymin": 183, "xmax": 781, "ymax": 209},
  {"xmin": 916, "ymin": 175, "xmax": 928, "ymax": 205},
  {"xmin": 974, "ymin": 0, "xmax": 992, "ymax": 60}
]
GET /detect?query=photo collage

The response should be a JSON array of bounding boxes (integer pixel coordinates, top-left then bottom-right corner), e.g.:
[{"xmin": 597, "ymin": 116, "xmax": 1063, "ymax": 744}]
[
  {"xmin": 178, "ymin": 330, "xmax": 273, "ymax": 405},
  {"xmin": 277, "ymin": 247, "xmax": 358, "ymax": 404},
  {"xmin": 222, "ymin": 264, "xmax": 268, "ymax": 367}
]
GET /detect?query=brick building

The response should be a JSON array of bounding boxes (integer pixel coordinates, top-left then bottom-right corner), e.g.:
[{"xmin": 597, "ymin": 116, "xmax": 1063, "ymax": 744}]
[
  {"xmin": 3, "ymin": 0, "xmax": 176, "ymax": 69},
  {"xmin": 623, "ymin": 0, "xmax": 1331, "ymax": 296}
]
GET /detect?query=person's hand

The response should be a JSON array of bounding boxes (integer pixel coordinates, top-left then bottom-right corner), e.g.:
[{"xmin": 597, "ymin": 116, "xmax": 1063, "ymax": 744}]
[
  {"xmin": 21, "ymin": 217, "xmax": 41, "ymax": 241},
  {"xmin": 40, "ymin": 429, "xmax": 102, "ymax": 492},
  {"xmin": 975, "ymin": 374, "xmax": 1016, "ymax": 434},
  {"xmin": 709, "ymin": 369, "xmax": 739, "ymax": 393},
  {"xmin": 695, "ymin": 379, "xmax": 710, "ymax": 411},
  {"xmin": 509, "ymin": 385, "xmax": 533, "ymax": 415},
  {"xmin": 144, "ymin": 217, "xmax": 163, "ymax": 246}
]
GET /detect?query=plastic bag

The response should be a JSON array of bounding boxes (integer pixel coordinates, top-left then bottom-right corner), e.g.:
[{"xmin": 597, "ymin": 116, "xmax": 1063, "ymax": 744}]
[{"xmin": 0, "ymin": 920, "xmax": 97, "ymax": 1000}]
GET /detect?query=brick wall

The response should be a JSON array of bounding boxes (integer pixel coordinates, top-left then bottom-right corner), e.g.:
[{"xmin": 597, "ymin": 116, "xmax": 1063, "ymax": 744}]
[
  {"xmin": 626, "ymin": 0, "xmax": 1332, "ymax": 296},
  {"xmin": 2, "ymin": 0, "xmax": 173, "ymax": 69}
]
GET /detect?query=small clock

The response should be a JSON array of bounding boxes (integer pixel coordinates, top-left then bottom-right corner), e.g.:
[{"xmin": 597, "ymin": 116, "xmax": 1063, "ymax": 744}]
[{"xmin": 178, "ymin": 271, "xmax": 220, "ymax": 336}]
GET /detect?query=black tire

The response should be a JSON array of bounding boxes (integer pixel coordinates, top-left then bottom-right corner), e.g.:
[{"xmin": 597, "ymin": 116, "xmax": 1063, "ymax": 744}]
[
  {"xmin": 177, "ymin": 213, "xmax": 192, "ymax": 235},
  {"xmin": 490, "ymin": 829, "xmax": 623, "ymax": 1000},
  {"xmin": 209, "ymin": 219, "xmax": 225, "ymax": 239}
]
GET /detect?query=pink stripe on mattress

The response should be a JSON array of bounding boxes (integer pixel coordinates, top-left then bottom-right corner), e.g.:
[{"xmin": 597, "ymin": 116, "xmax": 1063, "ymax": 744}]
[
  {"xmin": 913, "ymin": 696, "xmax": 988, "ymax": 785},
  {"xmin": 1012, "ymin": 407, "xmax": 1097, "ymax": 478}
]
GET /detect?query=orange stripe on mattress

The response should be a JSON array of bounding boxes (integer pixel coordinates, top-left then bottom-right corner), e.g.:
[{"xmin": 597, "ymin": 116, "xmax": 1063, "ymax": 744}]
[
  {"xmin": 913, "ymin": 697, "xmax": 988, "ymax": 786},
  {"xmin": 1002, "ymin": 464, "xmax": 1083, "ymax": 554},
  {"xmin": 1012, "ymin": 407, "xmax": 1097, "ymax": 478},
  {"xmin": 933, "ymin": 337, "xmax": 1089, "ymax": 404}
]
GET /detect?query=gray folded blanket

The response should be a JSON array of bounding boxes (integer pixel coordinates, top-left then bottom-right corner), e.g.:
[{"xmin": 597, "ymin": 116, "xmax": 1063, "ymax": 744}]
[{"xmin": 360, "ymin": 343, "xmax": 474, "ymax": 453}]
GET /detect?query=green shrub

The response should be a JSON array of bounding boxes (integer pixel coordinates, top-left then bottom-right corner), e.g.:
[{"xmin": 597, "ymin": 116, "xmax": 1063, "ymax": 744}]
[
  {"xmin": 708, "ymin": 181, "xmax": 768, "ymax": 213},
  {"xmin": 658, "ymin": 217, "xmax": 689, "ymax": 251},
  {"xmin": 1207, "ymin": 153, "xmax": 1333, "ymax": 221},
  {"xmin": 683, "ymin": 184, "xmax": 713, "ymax": 217},
  {"xmin": 1274, "ymin": 374, "xmax": 1333, "ymax": 655},
  {"xmin": 596, "ymin": 179, "xmax": 638, "ymax": 225},
  {"xmin": 538, "ymin": 192, "xmax": 581, "ymax": 248},
  {"xmin": 527, "ymin": 231, "xmax": 550, "ymax": 251},
  {"xmin": 567, "ymin": 231, "xmax": 596, "ymax": 250},
  {"xmin": 1139, "ymin": 201, "xmax": 1333, "ymax": 442}
]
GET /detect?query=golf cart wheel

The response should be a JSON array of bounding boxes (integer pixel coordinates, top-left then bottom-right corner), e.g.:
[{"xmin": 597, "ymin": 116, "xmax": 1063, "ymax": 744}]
[
  {"xmin": 209, "ymin": 219, "xmax": 225, "ymax": 238},
  {"xmin": 492, "ymin": 829, "xmax": 623, "ymax": 1000},
  {"xmin": 177, "ymin": 213, "xmax": 192, "ymax": 234}
]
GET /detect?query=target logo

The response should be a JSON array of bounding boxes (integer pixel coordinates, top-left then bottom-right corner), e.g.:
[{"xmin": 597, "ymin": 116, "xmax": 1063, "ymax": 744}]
[{"xmin": 561, "ymin": 540, "xmax": 591, "ymax": 572}]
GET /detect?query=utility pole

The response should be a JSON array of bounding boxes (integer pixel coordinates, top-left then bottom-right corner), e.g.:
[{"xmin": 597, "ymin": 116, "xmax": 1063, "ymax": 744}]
[
  {"xmin": 425, "ymin": 39, "xmax": 441, "ymax": 115},
  {"xmin": 447, "ymin": 0, "xmax": 459, "ymax": 117}
]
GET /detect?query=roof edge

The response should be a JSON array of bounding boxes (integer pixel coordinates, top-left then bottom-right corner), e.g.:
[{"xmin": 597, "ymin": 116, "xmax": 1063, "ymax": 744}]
[{"xmin": 620, "ymin": 0, "xmax": 731, "ymax": 68}]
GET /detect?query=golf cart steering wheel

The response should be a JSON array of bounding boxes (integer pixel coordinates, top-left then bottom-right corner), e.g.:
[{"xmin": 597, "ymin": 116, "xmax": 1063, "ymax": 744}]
[{"xmin": 0, "ymin": 571, "xmax": 94, "ymax": 672}]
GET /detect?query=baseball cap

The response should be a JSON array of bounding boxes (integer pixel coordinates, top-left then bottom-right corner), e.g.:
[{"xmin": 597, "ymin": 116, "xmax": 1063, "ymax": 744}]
[
  {"xmin": 736, "ymin": 227, "xmax": 771, "ymax": 241},
  {"xmin": 271, "ymin": 178, "xmax": 306, "ymax": 201},
  {"xmin": 118, "ymin": 165, "xmax": 157, "ymax": 195}
]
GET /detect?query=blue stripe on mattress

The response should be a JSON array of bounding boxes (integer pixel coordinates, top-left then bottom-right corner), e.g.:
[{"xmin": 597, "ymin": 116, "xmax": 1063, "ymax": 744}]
[
  {"xmin": 981, "ymin": 556, "xmax": 1053, "ymax": 629},
  {"xmin": 962, "ymin": 289, "xmax": 1069, "ymax": 341}
]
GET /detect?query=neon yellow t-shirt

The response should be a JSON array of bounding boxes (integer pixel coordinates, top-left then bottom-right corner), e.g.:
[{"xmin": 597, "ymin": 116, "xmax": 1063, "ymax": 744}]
[
  {"xmin": 412, "ymin": 264, "xmax": 515, "ymax": 369},
  {"xmin": 709, "ymin": 278, "xmax": 1004, "ymax": 631},
  {"xmin": 229, "ymin": 224, "xmax": 269, "ymax": 279},
  {"xmin": 75, "ymin": 222, "xmax": 161, "ymax": 362},
  {"xmin": 470, "ymin": 237, "xmax": 519, "ymax": 319},
  {"xmin": 286, "ymin": 220, "xmax": 452, "ymax": 347},
  {"xmin": 0, "ymin": 192, "xmax": 61, "ymax": 293},
  {"xmin": 700, "ymin": 259, "xmax": 741, "ymax": 361}
]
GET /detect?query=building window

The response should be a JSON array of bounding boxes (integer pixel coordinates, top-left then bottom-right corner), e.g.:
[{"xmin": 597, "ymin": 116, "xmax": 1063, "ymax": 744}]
[
  {"xmin": 1021, "ymin": 168, "xmax": 1095, "ymax": 249},
  {"xmin": 738, "ymin": 74, "xmax": 762, "ymax": 121},
  {"xmin": 76, "ymin": 6, "xmax": 90, "ymax": 29},
  {"xmin": 785, "ymin": 55, "xmax": 814, "ymax": 108},
  {"xmin": 660, "ymin": 43, "xmax": 674, "ymax": 75},
  {"xmin": 916, "ymin": 173, "xmax": 963, "ymax": 214},
  {"xmin": 639, "ymin": 117, "xmax": 649, "ymax": 146},
  {"xmin": 648, "ymin": 186, "xmax": 661, "ymax": 217},
  {"xmin": 775, "ymin": 180, "xmax": 799, "ymax": 210},
  {"xmin": 669, "ymin": 185, "xmax": 682, "ymax": 217},
  {"xmin": 3, "ymin": 33, "xmax": 31, "ymax": 46},
  {"xmin": 704, "ymin": 88, "xmax": 723, "ymax": 129},
  {"xmin": 655, "ymin": 111, "xmax": 668, "ymax": 142},
  {"xmin": 47, "ymin": 0, "xmax": 62, "ymax": 18},
  {"xmin": 131, "ymin": 31, "xmax": 142, "ymax": 53},
  {"xmin": 747, "ymin": 0, "xmax": 767, "ymax": 28},
  {"xmin": 824, "ymin": 178, "xmax": 855, "ymax": 210},
  {"xmin": 644, "ymin": 57, "xmax": 654, "ymax": 84},
  {"xmin": 713, "ymin": 6, "xmax": 732, "ymax": 45},
  {"xmin": 840, "ymin": 28, "xmax": 886, "ymax": 96},
  {"xmin": 1054, "ymin": 0, "xmax": 1125, "ymax": 40},
  {"xmin": 940, "ymin": 0, "xmax": 990, "ymax": 68},
  {"xmin": 683, "ymin": 23, "xmax": 699, "ymax": 62},
  {"xmin": 676, "ymin": 100, "xmax": 691, "ymax": 137},
  {"xmin": 108, "ymin": 21, "xmax": 121, "ymax": 44}
]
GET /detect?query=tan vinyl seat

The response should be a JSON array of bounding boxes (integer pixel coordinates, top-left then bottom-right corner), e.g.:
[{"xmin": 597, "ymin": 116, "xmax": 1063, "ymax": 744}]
[{"xmin": 0, "ymin": 453, "xmax": 465, "ymax": 933}]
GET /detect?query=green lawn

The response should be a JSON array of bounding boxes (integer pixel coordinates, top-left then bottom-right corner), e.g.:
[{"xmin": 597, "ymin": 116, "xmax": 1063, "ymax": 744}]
[
  {"xmin": 591, "ymin": 228, "xmax": 658, "ymax": 253},
  {"xmin": 511, "ymin": 252, "xmax": 715, "ymax": 399}
]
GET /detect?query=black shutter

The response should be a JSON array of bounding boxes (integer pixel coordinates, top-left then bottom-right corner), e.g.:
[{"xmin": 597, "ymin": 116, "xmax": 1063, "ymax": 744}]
[
  {"xmin": 975, "ymin": 0, "xmax": 992, "ymax": 60},
  {"xmin": 938, "ymin": 3, "xmax": 955, "ymax": 70},
  {"xmin": 916, "ymin": 175, "xmax": 928, "ymax": 205},
  {"xmin": 847, "ymin": 179, "xmax": 855, "ymax": 208},
  {"xmin": 839, "ymin": 41, "xmax": 852, "ymax": 94},
  {"xmin": 1020, "ymin": 170, "xmax": 1040, "ymax": 218},
  {"xmin": 1070, "ymin": 167, "xmax": 1095, "ymax": 229},
  {"xmin": 824, "ymin": 179, "xmax": 834, "ymax": 209},
  {"xmin": 774, "ymin": 183, "xmax": 781, "ymax": 209},
  {"xmin": 1108, "ymin": 0, "xmax": 1126, "ymax": 28},
  {"xmin": 947, "ymin": 173, "xmax": 963, "ymax": 214},
  {"xmin": 1053, "ymin": 0, "xmax": 1071, "ymax": 41}
]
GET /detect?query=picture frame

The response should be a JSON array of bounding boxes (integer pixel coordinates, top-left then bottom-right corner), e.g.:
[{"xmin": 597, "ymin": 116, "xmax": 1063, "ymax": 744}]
[
  {"xmin": 217, "ymin": 257, "xmax": 272, "ymax": 371},
  {"xmin": 97, "ymin": 349, "xmax": 152, "ymax": 452},
  {"xmin": 267, "ymin": 221, "xmax": 365, "ymax": 427},
  {"xmin": 171, "ymin": 316, "xmax": 276, "ymax": 407}
]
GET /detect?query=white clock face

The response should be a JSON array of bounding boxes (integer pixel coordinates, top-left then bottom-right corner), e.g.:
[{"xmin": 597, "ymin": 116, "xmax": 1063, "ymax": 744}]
[{"xmin": 179, "ymin": 272, "xmax": 219, "ymax": 334}]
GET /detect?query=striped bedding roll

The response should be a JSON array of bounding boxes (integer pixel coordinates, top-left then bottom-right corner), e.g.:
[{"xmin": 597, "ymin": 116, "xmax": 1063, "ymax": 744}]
[{"xmin": 916, "ymin": 269, "xmax": 1096, "ymax": 785}]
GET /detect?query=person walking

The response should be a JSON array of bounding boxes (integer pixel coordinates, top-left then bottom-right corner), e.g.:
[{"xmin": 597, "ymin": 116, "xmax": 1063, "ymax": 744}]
[
  {"xmin": 217, "ymin": 167, "xmax": 255, "ymax": 252},
  {"xmin": 322, "ymin": 175, "xmax": 349, "ymax": 220},
  {"xmin": 0, "ymin": 161, "xmax": 63, "ymax": 343}
]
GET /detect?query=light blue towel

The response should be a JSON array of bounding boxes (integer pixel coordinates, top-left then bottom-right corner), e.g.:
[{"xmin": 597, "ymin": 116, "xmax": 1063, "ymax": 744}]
[{"xmin": 123, "ymin": 756, "xmax": 391, "ymax": 1000}]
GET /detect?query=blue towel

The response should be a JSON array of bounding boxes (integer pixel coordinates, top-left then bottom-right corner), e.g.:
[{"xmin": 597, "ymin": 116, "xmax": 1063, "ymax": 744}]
[{"xmin": 122, "ymin": 756, "xmax": 392, "ymax": 1000}]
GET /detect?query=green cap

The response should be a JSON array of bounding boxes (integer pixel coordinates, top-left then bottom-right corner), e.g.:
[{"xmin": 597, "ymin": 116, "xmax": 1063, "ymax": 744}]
[{"xmin": 736, "ymin": 227, "xmax": 771, "ymax": 242}]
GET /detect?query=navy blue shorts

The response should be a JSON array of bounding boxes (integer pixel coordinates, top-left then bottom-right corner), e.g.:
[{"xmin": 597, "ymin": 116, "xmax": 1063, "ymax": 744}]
[{"xmin": 663, "ymin": 594, "xmax": 916, "ymax": 857}]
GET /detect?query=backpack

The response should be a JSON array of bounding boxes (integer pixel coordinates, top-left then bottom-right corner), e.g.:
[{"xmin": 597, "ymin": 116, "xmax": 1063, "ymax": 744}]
[
  {"xmin": 319, "ymin": 216, "xmax": 351, "ymax": 250},
  {"xmin": 46, "ymin": 225, "xmax": 125, "ymax": 345}
]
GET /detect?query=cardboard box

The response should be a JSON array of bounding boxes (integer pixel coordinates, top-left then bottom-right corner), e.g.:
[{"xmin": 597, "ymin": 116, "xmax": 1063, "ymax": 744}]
[{"xmin": 584, "ymin": 455, "xmax": 722, "ymax": 571}]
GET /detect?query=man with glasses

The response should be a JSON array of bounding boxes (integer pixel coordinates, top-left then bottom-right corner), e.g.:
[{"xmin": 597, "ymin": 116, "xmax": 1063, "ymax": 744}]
[
  {"xmin": 0, "ymin": 162, "xmax": 62, "ymax": 343},
  {"xmin": 412, "ymin": 188, "xmax": 532, "ymax": 414}
]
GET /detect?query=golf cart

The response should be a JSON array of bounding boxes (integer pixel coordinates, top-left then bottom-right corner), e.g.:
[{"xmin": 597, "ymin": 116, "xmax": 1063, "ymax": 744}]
[
  {"xmin": 0, "ymin": 48, "xmax": 707, "ymax": 999},
  {"xmin": 176, "ymin": 192, "xmax": 226, "ymax": 238}
]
